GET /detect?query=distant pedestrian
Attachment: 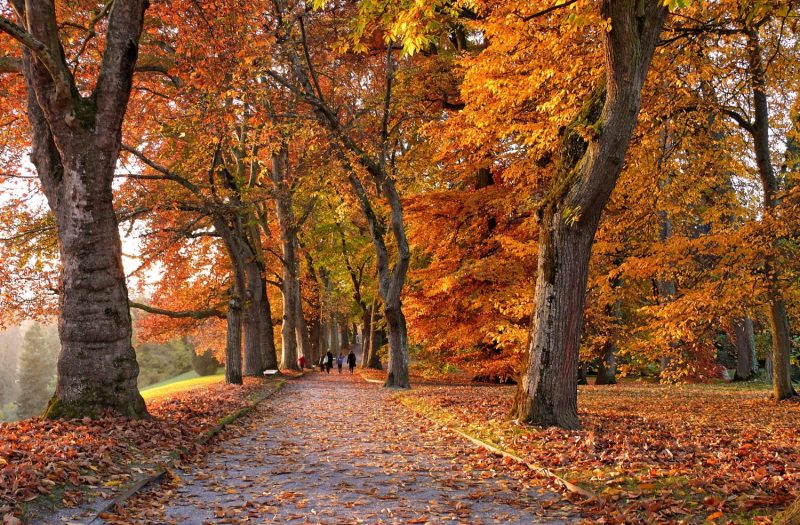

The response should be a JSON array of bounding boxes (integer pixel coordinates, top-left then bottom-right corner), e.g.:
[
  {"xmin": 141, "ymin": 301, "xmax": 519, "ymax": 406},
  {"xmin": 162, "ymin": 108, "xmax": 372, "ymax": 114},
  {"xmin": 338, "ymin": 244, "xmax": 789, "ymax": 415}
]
[
  {"xmin": 325, "ymin": 351, "xmax": 334, "ymax": 373},
  {"xmin": 337, "ymin": 352, "xmax": 345, "ymax": 374},
  {"xmin": 347, "ymin": 349, "xmax": 357, "ymax": 374},
  {"xmin": 297, "ymin": 355, "xmax": 306, "ymax": 370}
]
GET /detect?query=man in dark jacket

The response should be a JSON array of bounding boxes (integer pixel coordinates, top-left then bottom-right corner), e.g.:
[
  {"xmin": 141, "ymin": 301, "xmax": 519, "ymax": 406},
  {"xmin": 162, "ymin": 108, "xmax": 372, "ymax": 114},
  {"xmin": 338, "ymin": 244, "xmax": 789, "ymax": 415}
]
[
  {"xmin": 325, "ymin": 350, "xmax": 334, "ymax": 373},
  {"xmin": 347, "ymin": 349, "xmax": 357, "ymax": 374}
]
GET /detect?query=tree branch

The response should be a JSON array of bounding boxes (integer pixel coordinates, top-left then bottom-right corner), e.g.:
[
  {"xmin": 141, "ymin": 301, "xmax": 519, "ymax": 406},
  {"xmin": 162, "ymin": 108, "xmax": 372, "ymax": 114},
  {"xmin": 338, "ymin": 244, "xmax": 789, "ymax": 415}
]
[
  {"xmin": 129, "ymin": 301, "xmax": 226, "ymax": 319},
  {"xmin": 0, "ymin": 15, "xmax": 73, "ymax": 102}
]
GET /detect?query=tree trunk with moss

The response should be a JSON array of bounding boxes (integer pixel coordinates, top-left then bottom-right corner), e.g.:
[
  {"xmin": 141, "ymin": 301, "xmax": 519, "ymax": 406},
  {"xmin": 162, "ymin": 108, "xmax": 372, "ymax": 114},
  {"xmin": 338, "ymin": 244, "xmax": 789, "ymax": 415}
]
[
  {"xmin": 512, "ymin": 0, "xmax": 667, "ymax": 429},
  {"xmin": 2, "ymin": 1, "xmax": 150, "ymax": 418}
]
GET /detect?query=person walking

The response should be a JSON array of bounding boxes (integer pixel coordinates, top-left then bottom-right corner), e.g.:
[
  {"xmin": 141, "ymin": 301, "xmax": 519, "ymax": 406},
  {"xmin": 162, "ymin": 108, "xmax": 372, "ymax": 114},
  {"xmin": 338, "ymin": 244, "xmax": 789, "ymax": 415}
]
[
  {"xmin": 347, "ymin": 349, "xmax": 357, "ymax": 374},
  {"xmin": 297, "ymin": 354, "xmax": 306, "ymax": 370},
  {"xmin": 336, "ymin": 352, "xmax": 345, "ymax": 374},
  {"xmin": 325, "ymin": 350, "xmax": 334, "ymax": 374}
]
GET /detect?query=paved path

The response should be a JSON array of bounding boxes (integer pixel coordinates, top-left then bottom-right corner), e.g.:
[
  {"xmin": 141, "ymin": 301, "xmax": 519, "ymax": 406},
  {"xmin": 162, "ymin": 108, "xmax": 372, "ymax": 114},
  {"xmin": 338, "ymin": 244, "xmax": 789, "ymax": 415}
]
[{"xmin": 116, "ymin": 373, "xmax": 579, "ymax": 524}]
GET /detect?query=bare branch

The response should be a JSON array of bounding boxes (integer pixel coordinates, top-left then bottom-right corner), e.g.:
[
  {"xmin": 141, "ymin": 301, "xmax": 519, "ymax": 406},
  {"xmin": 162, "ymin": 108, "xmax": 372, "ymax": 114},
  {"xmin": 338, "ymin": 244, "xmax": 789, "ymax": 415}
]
[{"xmin": 129, "ymin": 301, "xmax": 226, "ymax": 319}]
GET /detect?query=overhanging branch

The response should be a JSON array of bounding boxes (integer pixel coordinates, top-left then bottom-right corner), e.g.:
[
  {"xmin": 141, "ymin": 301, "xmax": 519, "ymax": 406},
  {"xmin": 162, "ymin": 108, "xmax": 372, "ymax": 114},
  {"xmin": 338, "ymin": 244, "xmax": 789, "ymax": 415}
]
[{"xmin": 129, "ymin": 301, "xmax": 226, "ymax": 319}]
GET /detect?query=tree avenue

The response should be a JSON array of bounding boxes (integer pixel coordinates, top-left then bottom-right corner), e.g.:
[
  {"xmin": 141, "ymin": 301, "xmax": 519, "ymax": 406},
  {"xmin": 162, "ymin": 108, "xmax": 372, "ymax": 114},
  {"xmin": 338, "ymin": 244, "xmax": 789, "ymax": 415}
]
[{"xmin": 0, "ymin": 0, "xmax": 799, "ymax": 447}]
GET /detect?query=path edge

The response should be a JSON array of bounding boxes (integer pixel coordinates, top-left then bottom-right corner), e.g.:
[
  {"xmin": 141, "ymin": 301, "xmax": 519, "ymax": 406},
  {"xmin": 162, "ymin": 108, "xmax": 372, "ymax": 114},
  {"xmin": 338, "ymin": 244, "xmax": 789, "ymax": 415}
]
[
  {"xmin": 397, "ymin": 394, "xmax": 596, "ymax": 501},
  {"xmin": 84, "ymin": 373, "xmax": 303, "ymax": 524}
]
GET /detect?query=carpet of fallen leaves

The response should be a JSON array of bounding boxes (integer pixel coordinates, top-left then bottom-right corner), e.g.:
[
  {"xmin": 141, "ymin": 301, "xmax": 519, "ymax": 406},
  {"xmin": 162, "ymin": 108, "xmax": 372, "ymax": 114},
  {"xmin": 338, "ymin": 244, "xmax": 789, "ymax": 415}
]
[
  {"xmin": 106, "ymin": 372, "xmax": 579, "ymax": 524},
  {"xmin": 400, "ymin": 381, "xmax": 800, "ymax": 524},
  {"xmin": 0, "ymin": 378, "xmax": 273, "ymax": 520}
]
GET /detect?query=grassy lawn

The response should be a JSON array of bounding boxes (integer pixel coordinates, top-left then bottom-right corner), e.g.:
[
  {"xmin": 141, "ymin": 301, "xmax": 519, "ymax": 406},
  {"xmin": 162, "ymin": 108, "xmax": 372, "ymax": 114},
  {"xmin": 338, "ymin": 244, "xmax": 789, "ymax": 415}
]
[{"xmin": 140, "ymin": 372, "xmax": 225, "ymax": 400}]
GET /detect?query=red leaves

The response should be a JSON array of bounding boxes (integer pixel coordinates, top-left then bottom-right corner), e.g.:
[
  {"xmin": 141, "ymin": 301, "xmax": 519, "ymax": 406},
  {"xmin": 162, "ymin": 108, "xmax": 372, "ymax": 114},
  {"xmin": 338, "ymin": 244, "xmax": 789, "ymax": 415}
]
[{"xmin": 0, "ymin": 378, "xmax": 267, "ymax": 516}]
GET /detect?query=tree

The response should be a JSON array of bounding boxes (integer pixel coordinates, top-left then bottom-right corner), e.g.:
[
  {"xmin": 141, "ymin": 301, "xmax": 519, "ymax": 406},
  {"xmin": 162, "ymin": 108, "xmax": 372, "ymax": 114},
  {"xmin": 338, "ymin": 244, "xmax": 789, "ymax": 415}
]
[
  {"xmin": 0, "ymin": 1, "xmax": 149, "ymax": 418},
  {"xmin": 15, "ymin": 323, "xmax": 58, "ymax": 419},
  {"xmin": 512, "ymin": 1, "xmax": 668, "ymax": 429},
  {"xmin": 265, "ymin": 4, "xmax": 415, "ymax": 386}
]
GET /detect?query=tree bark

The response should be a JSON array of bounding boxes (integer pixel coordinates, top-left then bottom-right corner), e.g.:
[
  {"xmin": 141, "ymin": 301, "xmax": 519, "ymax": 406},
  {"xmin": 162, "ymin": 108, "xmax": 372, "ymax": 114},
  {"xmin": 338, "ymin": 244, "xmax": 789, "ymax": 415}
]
[
  {"xmin": 295, "ymin": 303, "xmax": 312, "ymax": 360},
  {"xmin": 328, "ymin": 314, "xmax": 339, "ymax": 353},
  {"xmin": 745, "ymin": 28, "xmax": 797, "ymax": 400},
  {"xmin": 3, "ymin": 1, "xmax": 150, "ymax": 418},
  {"xmin": 577, "ymin": 365, "xmax": 589, "ymax": 385},
  {"xmin": 595, "ymin": 342, "xmax": 617, "ymax": 385},
  {"xmin": 243, "ymin": 260, "xmax": 266, "ymax": 375},
  {"xmin": 512, "ymin": 0, "xmax": 667, "ymax": 429},
  {"xmin": 270, "ymin": 146, "xmax": 300, "ymax": 371},
  {"xmin": 339, "ymin": 315, "xmax": 350, "ymax": 348},
  {"xmin": 360, "ymin": 309, "xmax": 371, "ymax": 366},
  {"xmin": 363, "ymin": 299, "xmax": 383, "ymax": 369},
  {"xmin": 225, "ymin": 295, "xmax": 244, "ymax": 385},
  {"xmin": 309, "ymin": 317, "xmax": 322, "ymax": 366},
  {"xmin": 732, "ymin": 317, "xmax": 757, "ymax": 381},
  {"xmin": 258, "ymin": 276, "xmax": 279, "ymax": 370}
]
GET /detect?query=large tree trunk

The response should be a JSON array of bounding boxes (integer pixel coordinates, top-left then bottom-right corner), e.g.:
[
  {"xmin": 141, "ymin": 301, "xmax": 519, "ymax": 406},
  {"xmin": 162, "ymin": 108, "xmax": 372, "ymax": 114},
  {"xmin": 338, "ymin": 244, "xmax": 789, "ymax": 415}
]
[
  {"xmin": 360, "ymin": 308, "xmax": 371, "ymax": 367},
  {"xmin": 513, "ymin": 221, "xmax": 596, "ymax": 428},
  {"xmin": 258, "ymin": 276, "xmax": 279, "ymax": 370},
  {"xmin": 339, "ymin": 315, "xmax": 350, "ymax": 348},
  {"xmin": 595, "ymin": 342, "xmax": 617, "ymax": 385},
  {"xmin": 295, "ymin": 299, "xmax": 312, "ymax": 360},
  {"xmin": 328, "ymin": 314, "xmax": 339, "ymax": 352},
  {"xmin": 383, "ymin": 300, "xmax": 409, "ymax": 388},
  {"xmin": 280, "ymin": 278, "xmax": 299, "ymax": 370},
  {"xmin": 6, "ymin": 0, "xmax": 150, "ymax": 419},
  {"xmin": 768, "ymin": 299, "xmax": 795, "ymax": 398},
  {"xmin": 243, "ymin": 260, "xmax": 266, "ymax": 375},
  {"xmin": 362, "ymin": 299, "xmax": 383, "ymax": 369},
  {"xmin": 309, "ymin": 317, "xmax": 322, "ymax": 366},
  {"xmin": 732, "ymin": 317, "xmax": 757, "ymax": 381},
  {"xmin": 512, "ymin": 0, "xmax": 667, "ymax": 429},
  {"xmin": 271, "ymin": 147, "xmax": 300, "ymax": 371},
  {"xmin": 746, "ymin": 28, "xmax": 797, "ymax": 400},
  {"xmin": 225, "ymin": 295, "xmax": 243, "ymax": 385},
  {"xmin": 45, "ymin": 145, "xmax": 148, "ymax": 418}
]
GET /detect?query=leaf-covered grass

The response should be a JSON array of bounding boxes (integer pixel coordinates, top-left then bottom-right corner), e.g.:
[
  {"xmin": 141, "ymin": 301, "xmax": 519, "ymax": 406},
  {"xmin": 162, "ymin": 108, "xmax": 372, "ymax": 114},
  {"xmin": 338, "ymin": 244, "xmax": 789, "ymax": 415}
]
[
  {"xmin": 0, "ymin": 378, "xmax": 276, "ymax": 521},
  {"xmin": 140, "ymin": 373, "xmax": 224, "ymax": 400},
  {"xmin": 399, "ymin": 381, "xmax": 800, "ymax": 524}
]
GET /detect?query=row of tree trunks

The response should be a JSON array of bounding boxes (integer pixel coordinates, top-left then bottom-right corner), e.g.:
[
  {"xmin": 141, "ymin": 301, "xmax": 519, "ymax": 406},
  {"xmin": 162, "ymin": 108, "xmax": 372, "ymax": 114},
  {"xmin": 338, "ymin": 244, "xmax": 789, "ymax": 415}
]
[{"xmin": 268, "ymin": 6, "xmax": 411, "ymax": 387}]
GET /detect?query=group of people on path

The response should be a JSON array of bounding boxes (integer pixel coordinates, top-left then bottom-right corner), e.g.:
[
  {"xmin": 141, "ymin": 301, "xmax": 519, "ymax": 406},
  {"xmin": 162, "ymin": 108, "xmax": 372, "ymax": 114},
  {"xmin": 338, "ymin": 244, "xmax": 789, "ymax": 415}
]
[
  {"xmin": 323, "ymin": 349, "xmax": 357, "ymax": 374},
  {"xmin": 297, "ymin": 349, "xmax": 357, "ymax": 374}
]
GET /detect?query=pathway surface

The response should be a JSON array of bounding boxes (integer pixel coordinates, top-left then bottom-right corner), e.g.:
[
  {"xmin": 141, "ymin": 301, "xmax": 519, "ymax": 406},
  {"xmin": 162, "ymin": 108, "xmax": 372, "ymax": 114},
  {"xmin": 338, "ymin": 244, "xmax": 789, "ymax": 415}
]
[{"xmin": 113, "ymin": 372, "xmax": 579, "ymax": 524}]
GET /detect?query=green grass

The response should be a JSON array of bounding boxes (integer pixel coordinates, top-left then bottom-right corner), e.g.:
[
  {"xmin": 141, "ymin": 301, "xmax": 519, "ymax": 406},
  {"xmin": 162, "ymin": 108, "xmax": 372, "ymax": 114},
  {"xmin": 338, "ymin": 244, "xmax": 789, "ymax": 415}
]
[{"xmin": 140, "ymin": 373, "xmax": 225, "ymax": 400}]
